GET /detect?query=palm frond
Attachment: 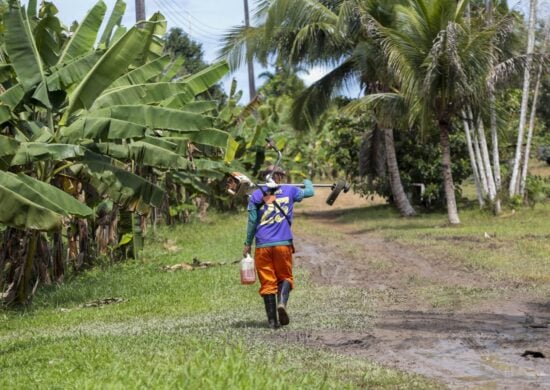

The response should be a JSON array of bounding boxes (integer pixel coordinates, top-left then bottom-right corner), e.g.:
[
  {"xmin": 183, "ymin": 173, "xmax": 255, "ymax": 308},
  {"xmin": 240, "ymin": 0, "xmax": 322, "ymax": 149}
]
[{"xmin": 290, "ymin": 58, "xmax": 357, "ymax": 130}]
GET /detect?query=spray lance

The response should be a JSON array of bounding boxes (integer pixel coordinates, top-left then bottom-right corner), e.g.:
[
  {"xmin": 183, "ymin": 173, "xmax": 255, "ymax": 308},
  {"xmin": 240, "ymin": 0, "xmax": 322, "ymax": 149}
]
[{"xmin": 226, "ymin": 137, "xmax": 351, "ymax": 206}]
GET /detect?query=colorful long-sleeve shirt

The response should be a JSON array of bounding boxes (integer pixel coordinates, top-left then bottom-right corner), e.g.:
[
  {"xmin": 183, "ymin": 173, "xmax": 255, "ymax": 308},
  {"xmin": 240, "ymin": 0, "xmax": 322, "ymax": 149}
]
[{"xmin": 245, "ymin": 180, "xmax": 314, "ymax": 247}]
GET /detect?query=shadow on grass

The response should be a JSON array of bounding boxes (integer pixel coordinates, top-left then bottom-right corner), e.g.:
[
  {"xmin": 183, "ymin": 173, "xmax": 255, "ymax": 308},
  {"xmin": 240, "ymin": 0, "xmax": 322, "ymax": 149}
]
[{"xmin": 231, "ymin": 319, "xmax": 269, "ymax": 329}]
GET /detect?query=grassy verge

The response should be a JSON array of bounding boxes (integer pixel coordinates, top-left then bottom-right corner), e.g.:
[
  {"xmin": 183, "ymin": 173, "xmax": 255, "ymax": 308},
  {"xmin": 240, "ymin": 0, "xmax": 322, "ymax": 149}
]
[{"xmin": 0, "ymin": 212, "xmax": 438, "ymax": 389}]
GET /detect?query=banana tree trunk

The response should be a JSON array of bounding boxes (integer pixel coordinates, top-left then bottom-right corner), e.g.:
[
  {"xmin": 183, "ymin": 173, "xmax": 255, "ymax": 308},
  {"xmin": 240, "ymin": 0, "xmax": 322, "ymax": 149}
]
[
  {"xmin": 52, "ymin": 230, "xmax": 64, "ymax": 282},
  {"xmin": 16, "ymin": 230, "xmax": 39, "ymax": 305},
  {"xmin": 382, "ymin": 127, "xmax": 416, "ymax": 216},
  {"xmin": 438, "ymin": 119, "xmax": 460, "ymax": 225},
  {"xmin": 119, "ymin": 210, "xmax": 143, "ymax": 259}
]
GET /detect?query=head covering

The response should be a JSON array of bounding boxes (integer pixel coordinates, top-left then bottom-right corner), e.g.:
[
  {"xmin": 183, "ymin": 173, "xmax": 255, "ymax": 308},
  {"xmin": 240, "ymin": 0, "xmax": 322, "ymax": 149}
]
[{"xmin": 263, "ymin": 164, "xmax": 286, "ymax": 177}]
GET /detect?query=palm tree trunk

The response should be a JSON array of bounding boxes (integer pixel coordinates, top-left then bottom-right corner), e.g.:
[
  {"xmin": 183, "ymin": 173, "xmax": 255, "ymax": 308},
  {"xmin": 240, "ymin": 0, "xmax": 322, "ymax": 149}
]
[
  {"xmin": 519, "ymin": 26, "xmax": 548, "ymax": 196},
  {"xmin": 476, "ymin": 119, "xmax": 497, "ymax": 202},
  {"xmin": 509, "ymin": 0, "xmax": 538, "ymax": 197},
  {"xmin": 472, "ymin": 119, "xmax": 489, "ymax": 196},
  {"xmin": 485, "ymin": 0, "xmax": 502, "ymax": 215},
  {"xmin": 438, "ymin": 119, "xmax": 460, "ymax": 225},
  {"xmin": 383, "ymin": 127, "xmax": 416, "ymax": 216},
  {"xmin": 462, "ymin": 112, "xmax": 485, "ymax": 207},
  {"xmin": 489, "ymin": 92, "xmax": 502, "ymax": 214}
]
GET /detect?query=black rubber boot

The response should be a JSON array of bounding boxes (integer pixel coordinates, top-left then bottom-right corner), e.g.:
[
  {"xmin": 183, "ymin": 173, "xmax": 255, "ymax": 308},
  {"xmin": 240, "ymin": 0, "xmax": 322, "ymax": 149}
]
[
  {"xmin": 277, "ymin": 280, "xmax": 291, "ymax": 326},
  {"xmin": 263, "ymin": 294, "xmax": 279, "ymax": 329}
]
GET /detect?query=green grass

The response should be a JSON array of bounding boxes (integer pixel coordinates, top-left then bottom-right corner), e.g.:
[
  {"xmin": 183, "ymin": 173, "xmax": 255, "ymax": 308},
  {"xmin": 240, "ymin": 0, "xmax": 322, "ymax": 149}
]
[
  {"xmin": 318, "ymin": 202, "xmax": 550, "ymax": 284},
  {"xmin": 0, "ymin": 213, "xmax": 438, "ymax": 389}
]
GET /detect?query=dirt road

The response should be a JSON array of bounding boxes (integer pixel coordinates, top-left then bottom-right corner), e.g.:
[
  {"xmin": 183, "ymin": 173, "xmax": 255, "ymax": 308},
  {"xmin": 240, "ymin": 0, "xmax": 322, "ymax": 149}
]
[{"xmin": 286, "ymin": 188, "xmax": 550, "ymax": 389}]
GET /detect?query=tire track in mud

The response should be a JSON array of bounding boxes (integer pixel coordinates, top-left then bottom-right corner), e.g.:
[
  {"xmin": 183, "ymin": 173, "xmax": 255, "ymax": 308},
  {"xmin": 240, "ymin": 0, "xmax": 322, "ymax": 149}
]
[{"xmin": 275, "ymin": 192, "xmax": 550, "ymax": 389}]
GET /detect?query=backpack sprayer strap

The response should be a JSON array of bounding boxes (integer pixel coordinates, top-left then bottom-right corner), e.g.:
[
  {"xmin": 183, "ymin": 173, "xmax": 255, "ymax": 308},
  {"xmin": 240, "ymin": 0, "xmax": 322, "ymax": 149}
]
[{"xmin": 256, "ymin": 186, "xmax": 292, "ymax": 227}]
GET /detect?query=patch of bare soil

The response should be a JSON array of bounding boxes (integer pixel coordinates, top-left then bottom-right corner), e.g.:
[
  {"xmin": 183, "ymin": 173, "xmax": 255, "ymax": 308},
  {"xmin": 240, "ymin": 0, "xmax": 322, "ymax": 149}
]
[{"xmin": 285, "ymin": 188, "xmax": 550, "ymax": 389}]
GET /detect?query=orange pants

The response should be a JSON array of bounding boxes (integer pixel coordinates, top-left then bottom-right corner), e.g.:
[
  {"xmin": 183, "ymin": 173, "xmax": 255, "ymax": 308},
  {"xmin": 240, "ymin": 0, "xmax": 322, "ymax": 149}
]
[{"xmin": 254, "ymin": 245, "xmax": 294, "ymax": 296}]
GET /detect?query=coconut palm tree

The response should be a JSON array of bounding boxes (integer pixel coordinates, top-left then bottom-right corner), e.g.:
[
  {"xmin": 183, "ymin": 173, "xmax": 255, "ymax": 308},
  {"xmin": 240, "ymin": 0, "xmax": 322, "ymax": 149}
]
[
  {"xmin": 221, "ymin": 0, "xmax": 417, "ymax": 217},
  {"xmin": 369, "ymin": 0, "xmax": 499, "ymax": 224}
]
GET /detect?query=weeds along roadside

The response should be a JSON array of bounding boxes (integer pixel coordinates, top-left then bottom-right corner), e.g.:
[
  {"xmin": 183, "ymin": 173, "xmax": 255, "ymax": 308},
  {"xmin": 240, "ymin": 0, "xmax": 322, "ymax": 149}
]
[{"xmin": 0, "ymin": 211, "xmax": 439, "ymax": 389}]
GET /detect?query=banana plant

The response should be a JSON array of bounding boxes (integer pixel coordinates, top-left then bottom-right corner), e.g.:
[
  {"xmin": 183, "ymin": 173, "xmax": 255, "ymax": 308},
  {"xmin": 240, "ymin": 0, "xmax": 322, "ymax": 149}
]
[{"xmin": 0, "ymin": 0, "xmax": 231, "ymax": 305}]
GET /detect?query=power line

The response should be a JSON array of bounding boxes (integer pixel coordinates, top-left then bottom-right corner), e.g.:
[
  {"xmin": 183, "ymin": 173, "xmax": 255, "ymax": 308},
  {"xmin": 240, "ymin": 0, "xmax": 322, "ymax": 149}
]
[
  {"xmin": 152, "ymin": 0, "xmax": 223, "ymax": 44},
  {"xmin": 151, "ymin": 0, "xmax": 222, "ymax": 45}
]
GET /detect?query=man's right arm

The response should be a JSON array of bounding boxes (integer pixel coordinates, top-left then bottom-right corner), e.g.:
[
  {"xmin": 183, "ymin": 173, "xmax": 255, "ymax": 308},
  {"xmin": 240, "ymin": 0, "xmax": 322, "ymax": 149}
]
[{"xmin": 243, "ymin": 202, "xmax": 259, "ymax": 256}]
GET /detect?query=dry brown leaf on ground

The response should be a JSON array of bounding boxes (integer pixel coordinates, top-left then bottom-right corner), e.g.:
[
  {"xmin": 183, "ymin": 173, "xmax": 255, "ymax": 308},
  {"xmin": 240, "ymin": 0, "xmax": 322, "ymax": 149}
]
[
  {"xmin": 163, "ymin": 239, "xmax": 180, "ymax": 252},
  {"xmin": 80, "ymin": 297, "xmax": 127, "ymax": 308},
  {"xmin": 163, "ymin": 263, "xmax": 194, "ymax": 272}
]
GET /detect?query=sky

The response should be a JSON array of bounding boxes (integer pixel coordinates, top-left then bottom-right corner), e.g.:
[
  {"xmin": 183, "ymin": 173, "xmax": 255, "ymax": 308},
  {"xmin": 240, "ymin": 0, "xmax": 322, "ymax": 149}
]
[
  {"xmin": 20, "ymin": 0, "xmax": 542, "ymax": 102},
  {"xmin": 19, "ymin": 0, "xmax": 284, "ymax": 102}
]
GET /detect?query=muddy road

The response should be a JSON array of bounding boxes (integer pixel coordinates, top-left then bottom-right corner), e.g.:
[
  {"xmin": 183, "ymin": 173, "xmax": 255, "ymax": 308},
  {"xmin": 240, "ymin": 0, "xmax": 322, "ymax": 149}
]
[{"xmin": 284, "ymin": 189, "xmax": 550, "ymax": 389}]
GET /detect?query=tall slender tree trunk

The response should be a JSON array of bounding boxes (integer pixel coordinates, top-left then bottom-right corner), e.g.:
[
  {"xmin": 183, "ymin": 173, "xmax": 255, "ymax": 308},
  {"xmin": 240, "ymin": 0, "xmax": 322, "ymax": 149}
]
[
  {"xmin": 489, "ymin": 92, "xmax": 502, "ymax": 214},
  {"xmin": 462, "ymin": 112, "xmax": 485, "ymax": 207},
  {"xmin": 472, "ymin": 118, "xmax": 489, "ymax": 196},
  {"xmin": 476, "ymin": 119, "xmax": 497, "ymax": 202},
  {"xmin": 438, "ymin": 119, "xmax": 460, "ymax": 225},
  {"xmin": 243, "ymin": 0, "xmax": 256, "ymax": 100},
  {"xmin": 383, "ymin": 127, "xmax": 416, "ymax": 216},
  {"xmin": 519, "ymin": 25, "xmax": 549, "ymax": 196},
  {"xmin": 509, "ymin": 0, "xmax": 538, "ymax": 197}
]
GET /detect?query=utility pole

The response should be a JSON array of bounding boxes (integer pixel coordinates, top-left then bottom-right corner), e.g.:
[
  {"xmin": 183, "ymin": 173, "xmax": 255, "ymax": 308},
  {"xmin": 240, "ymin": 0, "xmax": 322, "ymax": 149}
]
[
  {"xmin": 136, "ymin": 0, "xmax": 146, "ymax": 23},
  {"xmin": 243, "ymin": 0, "xmax": 256, "ymax": 100}
]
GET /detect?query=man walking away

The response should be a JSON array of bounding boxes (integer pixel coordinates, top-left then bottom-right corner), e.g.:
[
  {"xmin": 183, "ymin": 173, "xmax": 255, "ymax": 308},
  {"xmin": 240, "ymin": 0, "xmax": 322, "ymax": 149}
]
[{"xmin": 243, "ymin": 165, "xmax": 315, "ymax": 329}]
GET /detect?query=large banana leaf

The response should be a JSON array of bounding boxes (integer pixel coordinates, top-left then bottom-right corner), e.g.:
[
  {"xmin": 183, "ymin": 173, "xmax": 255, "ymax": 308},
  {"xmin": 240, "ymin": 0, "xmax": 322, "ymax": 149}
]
[
  {"xmin": 0, "ymin": 171, "xmax": 92, "ymax": 231},
  {"xmin": 10, "ymin": 143, "xmax": 85, "ymax": 165},
  {"xmin": 57, "ymin": 0, "xmax": 107, "ymax": 64},
  {"xmin": 93, "ymin": 141, "xmax": 188, "ymax": 169},
  {"xmin": 0, "ymin": 135, "xmax": 20, "ymax": 157},
  {"xmin": 26, "ymin": 0, "xmax": 37, "ymax": 18},
  {"xmin": 71, "ymin": 152, "xmax": 165, "ymax": 208},
  {"xmin": 91, "ymin": 82, "xmax": 196, "ymax": 109},
  {"xmin": 34, "ymin": 11, "xmax": 64, "ymax": 67},
  {"xmin": 171, "ymin": 171, "xmax": 209, "ymax": 194},
  {"xmin": 47, "ymin": 53, "xmax": 102, "ymax": 91},
  {"xmin": 108, "ymin": 55, "xmax": 171, "ymax": 89},
  {"xmin": 88, "ymin": 105, "xmax": 212, "ymax": 132},
  {"xmin": 163, "ymin": 99, "xmax": 217, "ymax": 113},
  {"xmin": 0, "ymin": 135, "xmax": 19, "ymax": 168},
  {"xmin": 160, "ymin": 57, "xmax": 185, "ymax": 82},
  {"xmin": 171, "ymin": 128, "xmax": 230, "ymax": 148},
  {"xmin": 136, "ymin": 12, "xmax": 166, "ymax": 65},
  {"xmin": 0, "ymin": 106, "xmax": 11, "ymax": 125},
  {"xmin": 92, "ymin": 61, "xmax": 229, "ymax": 109},
  {"xmin": 61, "ymin": 117, "xmax": 147, "ymax": 141},
  {"xmin": 0, "ymin": 84, "xmax": 25, "ymax": 109},
  {"xmin": 4, "ymin": 2, "xmax": 50, "ymax": 107},
  {"xmin": 15, "ymin": 173, "xmax": 92, "ymax": 217},
  {"xmin": 179, "ymin": 62, "xmax": 229, "ymax": 95},
  {"xmin": 98, "ymin": 0, "xmax": 126, "ymax": 47},
  {"xmin": 139, "ymin": 136, "xmax": 178, "ymax": 152},
  {"xmin": 65, "ymin": 26, "xmax": 150, "ymax": 116}
]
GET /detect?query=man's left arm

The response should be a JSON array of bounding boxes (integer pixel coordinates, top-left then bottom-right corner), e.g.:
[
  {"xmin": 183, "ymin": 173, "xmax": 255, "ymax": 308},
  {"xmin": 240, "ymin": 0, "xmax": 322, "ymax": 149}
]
[{"xmin": 295, "ymin": 179, "xmax": 314, "ymax": 202}]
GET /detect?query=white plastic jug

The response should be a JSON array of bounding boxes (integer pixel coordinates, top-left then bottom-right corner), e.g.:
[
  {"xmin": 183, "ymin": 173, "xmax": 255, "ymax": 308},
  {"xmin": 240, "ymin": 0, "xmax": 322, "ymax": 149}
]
[{"xmin": 240, "ymin": 254, "xmax": 256, "ymax": 285}]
